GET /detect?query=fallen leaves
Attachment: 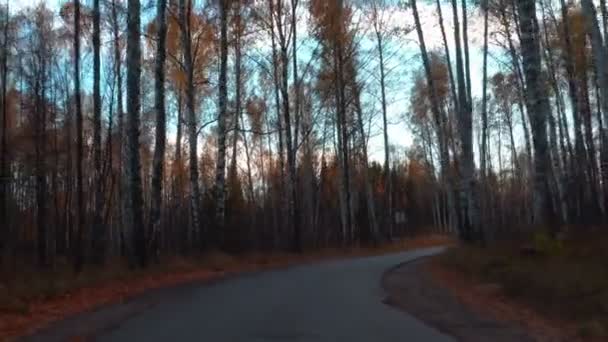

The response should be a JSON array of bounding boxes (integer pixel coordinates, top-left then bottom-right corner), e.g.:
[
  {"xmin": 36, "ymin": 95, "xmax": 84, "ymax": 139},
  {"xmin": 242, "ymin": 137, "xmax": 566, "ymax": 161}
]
[{"xmin": 428, "ymin": 256, "xmax": 579, "ymax": 342}]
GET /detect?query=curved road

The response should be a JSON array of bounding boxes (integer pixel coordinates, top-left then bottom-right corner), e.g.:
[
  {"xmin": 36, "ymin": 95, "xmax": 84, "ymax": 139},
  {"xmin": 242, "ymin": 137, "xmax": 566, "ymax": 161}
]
[{"xmin": 27, "ymin": 247, "xmax": 454, "ymax": 342}]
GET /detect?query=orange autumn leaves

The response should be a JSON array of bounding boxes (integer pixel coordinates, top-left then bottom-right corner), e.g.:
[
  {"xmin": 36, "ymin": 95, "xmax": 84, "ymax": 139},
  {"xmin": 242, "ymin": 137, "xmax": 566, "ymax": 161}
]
[{"xmin": 146, "ymin": 2, "xmax": 215, "ymax": 98}]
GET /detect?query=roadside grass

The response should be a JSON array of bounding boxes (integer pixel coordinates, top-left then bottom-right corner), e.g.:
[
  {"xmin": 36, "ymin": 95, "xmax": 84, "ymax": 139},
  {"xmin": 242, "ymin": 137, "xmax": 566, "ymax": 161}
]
[
  {"xmin": 0, "ymin": 234, "xmax": 452, "ymax": 340},
  {"xmin": 437, "ymin": 231, "xmax": 608, "ymax": 339}
]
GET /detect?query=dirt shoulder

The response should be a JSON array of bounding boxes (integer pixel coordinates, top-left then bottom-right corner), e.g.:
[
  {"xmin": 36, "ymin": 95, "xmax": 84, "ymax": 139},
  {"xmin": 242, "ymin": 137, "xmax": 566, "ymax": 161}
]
[{"xmin": 382, "ymin": 257, "xmax": 562, "ymax": 342}]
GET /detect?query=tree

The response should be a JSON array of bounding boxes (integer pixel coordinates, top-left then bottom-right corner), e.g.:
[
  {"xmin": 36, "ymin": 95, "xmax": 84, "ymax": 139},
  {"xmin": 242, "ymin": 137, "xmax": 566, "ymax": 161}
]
[
  {"xmin": 126, "ymin": 0, "xmax": 146, "ymax": 267},
  {"xmin": 110, "ymin": 0, "xmax": 126, "ymax": 256},
  {"xmin": 517, "ymin": 0, "xmax": 552, "ymax": 227},
  {"xmin": 92, "ymin": 0, "xmax": 104, "ymax": 264},
  {"xmin": 450, "ymin": 0, "xmax": 478, "ymax": 242},
  {"xmin": 150, "ymin": 0, "xmax": 167, "ymax": 260},
  {"xmin": 0, "ymin": 2, "xmax": 9, "ymax": 261},
  {"xmin": 180, "ymin": 0, "xmax": 202, "ymax": 251},
  {"xmin": 581, "ymin": 0, "xmax": 608, "ymax": 218},
  {"xmin": 215, "ymin": 0, "xmax": 228, "ymax": 244},
  {"xmin": 368, "ymin": 0, "xmax": 393, "ymax": 239},
  {"xmin": 480, "ymin": 0, "xmax": 489, "ymax": 177},
  {"xmin": 74, "ymin": 0, "xmax": 85, "ymax": 272}
]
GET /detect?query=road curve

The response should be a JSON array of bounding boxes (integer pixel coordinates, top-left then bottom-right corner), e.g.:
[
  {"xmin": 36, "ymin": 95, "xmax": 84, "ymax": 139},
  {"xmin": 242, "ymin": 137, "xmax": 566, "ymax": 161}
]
[{"xmin": 26, "ymin": 247, "xmax": 454, "ymax": 342}]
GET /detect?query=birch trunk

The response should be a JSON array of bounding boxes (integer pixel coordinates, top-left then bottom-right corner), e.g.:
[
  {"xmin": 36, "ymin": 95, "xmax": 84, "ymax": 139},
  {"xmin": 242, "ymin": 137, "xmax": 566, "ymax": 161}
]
[
  {"xmin": 353, "ymin": 83, "xmax": 379, "ymax": 243},
  {"xmin": 0, "ymin": 5, "xmax": 8, "ymax": 261},
  {"xmin": 92, "ymin": 0, "xmax": 105, "ymax": 264},
  {"xmin": 149, "ymin": 0, "xmax": 167, "ymax": 260},
  {"xmin": 111, "ymin": 0, "xmax": 126, "ymax": 257},
  {"xmin": 517, "ymin": 0, "xmax": 552, "ymax": 227},
  {"xmin": 127, "ymin": 0, "xmax": 146, "ymax": 267},
  {"xmin": 74, "ymin": 0, "xmax": 85, "ymax": 272},
  {"xmin": 215, "ymin": 0, "xmax": 228, "ymax": 240},
  {"xmin": 180, "ymin": 0, "xmax": 201, "ymax": 250},
  {"xmin": 581, "ymin": 0, "xmax": 608, "ymax": 219}
]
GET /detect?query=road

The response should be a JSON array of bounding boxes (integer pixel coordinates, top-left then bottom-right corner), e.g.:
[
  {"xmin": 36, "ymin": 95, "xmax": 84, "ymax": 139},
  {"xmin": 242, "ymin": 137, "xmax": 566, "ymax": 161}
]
[{"xmin": 26, "ymin": 247, "xmax": 454, "ymax": 342}]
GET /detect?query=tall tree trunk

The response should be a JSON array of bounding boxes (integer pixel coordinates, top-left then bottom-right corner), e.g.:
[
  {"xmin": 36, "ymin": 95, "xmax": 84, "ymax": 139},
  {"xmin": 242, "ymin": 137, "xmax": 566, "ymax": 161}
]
[
  {"xmin": 500, "ymin": 6, "xmax": 533, "ymax": 166},
  {"xmin": 35, "ymin": 54, "xmax": 47, "ymax": 268},
  {"xmin": 111, "ymin": 0, "xmax": 126, "ymax": 257},
  {"xmin": 0, "ymin": 3, "xmax": 8, "ymax": 262},
  {"xmin": 412, "ymin": 0, "xmax": 453, "ymax": 236},
  {"xmin": 172, "ymin": 90, "xmax": 183, "ymax": 252},
  {"xmin": 276, "ymin": 0, "xmax": 300, "ymax": 252},
  {"xmin": 180, "ymin": 0, "xmax": 201, "ymax": 250},
  {"xmin": 268, "ymin": 0, "xmax": 285, "ymax": 248},
  {"xmin": 581, "ymin": 0, "xmax": 608, "ymax": 220},
  {"xmin": 353, "ymin": 84, "xmax": 379, "ymax": 243},
  {"xmin": 481, "ymin": 1, "xmax": 489, "ymax": 178},
  {"xmin": 334, "ymin": 0, "xmax": 352, "ymax": 245},
  {"xmin": 149, "ymin": 0, "xmax": 167, "ymax": 261},
  {"xmin": 373, "ymin": 15, "xmax": 391, "ymax": 240},
  {"xmin": 559, "ymin": 0, "xmax": 585, "ymax": 222},
  {"xmin": 92, "ymin": 0, "xmax": 104, "ymax": 264},
  {"xmin": 215, "ymin": 0, "xmax": 229, "ymax": 243},
  {"xmin": 579, "ymin": 67, "xmax": 601, "ymax": 213},
  {"xmin": 127, "ymin": 0, "xmax": 146, "ymax": 267},
  {"xmin": 451, "ymin": 0, "xmax": 477, "ymax": 241},
  {"xmin": 540, "ymin": 0, "xmax": 568, "ymax": 223},
  {"xmin": 73, "ymin": 0, "xmax": 85, "ymax": 273},
  {"xmin": 517, "ymin": 0, "xmax": 552, "ymax": 227},
  {"xmin": 291, "ymin": 0, "xmax": 301, "ymax": 171}
]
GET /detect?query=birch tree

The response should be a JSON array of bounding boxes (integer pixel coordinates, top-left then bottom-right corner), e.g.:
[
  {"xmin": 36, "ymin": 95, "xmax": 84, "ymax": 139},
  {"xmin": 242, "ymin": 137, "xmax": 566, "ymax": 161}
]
[
  {"xmin": 150, "ymin": 0, "xmax": 167, "ymax": 259},
  {"xmin": 127, "ymin": 0, "xmax": 146, "ymax": 267}
]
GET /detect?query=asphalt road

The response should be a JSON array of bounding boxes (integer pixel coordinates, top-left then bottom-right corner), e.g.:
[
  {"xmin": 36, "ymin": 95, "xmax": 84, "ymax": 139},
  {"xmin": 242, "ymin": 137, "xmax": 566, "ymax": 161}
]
[{"xmin": 26, "ymin": 247, "xmax": 454, "ymax": 342}]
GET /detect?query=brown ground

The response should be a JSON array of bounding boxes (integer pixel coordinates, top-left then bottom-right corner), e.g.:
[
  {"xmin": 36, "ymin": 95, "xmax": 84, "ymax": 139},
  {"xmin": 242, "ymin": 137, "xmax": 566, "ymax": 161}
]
[
  {"xmin": 382, "ymin": 257, "xmax": 580, "ymax": 342},
  {"xmin": 0, "ymin": 234, "xmax": 451, "ymax": 341}
]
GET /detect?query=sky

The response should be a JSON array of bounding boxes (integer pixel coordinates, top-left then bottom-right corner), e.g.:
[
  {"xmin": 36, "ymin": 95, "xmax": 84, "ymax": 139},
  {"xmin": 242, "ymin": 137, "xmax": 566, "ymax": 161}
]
[{"xmin": 10, "ymin": 0, "xmax": 496, "ymax": 163}]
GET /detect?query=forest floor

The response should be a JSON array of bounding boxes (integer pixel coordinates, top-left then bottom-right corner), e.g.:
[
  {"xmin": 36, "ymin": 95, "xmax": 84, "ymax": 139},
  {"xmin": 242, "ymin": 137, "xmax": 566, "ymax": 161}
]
[
  {"xmin": 0, "ymin": 234, "xmax": 451, "ymax": 340},
  {"xmin": 410, "ymin": 233, "xmax": 608, "ymax": 341}
]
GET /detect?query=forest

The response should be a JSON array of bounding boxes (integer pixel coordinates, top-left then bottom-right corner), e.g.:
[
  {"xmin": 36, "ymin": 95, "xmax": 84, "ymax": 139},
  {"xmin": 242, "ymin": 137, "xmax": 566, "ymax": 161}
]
[{"xmin": 1, "ymin": 0, "xmax": 607, "ymax": 273}]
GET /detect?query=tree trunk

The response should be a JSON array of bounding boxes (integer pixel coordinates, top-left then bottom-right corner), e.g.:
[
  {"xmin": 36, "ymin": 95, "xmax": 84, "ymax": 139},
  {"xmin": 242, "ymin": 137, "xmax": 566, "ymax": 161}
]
[
  {"xmin": 353, "ymin": 84, "xmax": 380, "ymax": 243},
  {"xmin": 127, "ymin": 0, "xmax": 146, "ymax": 267},
  {"xmin": 517, "ymin": 0, "xmax": 552, "ymax": 227},
  {"xmin": 73, "ymin": 0, "xmax": 85, "ymax": 273},
  {"xmin": 92, "ymin": 0, "xmax": 105, "ymax": 264},
  {"xmin": 35, "ymin": 51, "xmax": 47, "ymax": 268},
  {"xmin": 111, "ymin": 0, "xmax": 126, "ymax": 257},
  {"xmin": 276, "ymin": 0, "xmax": 300, "ymax": 252},
  {"xmin": 0, "ymin": 4, "xmax": 8, "ymax": 262},
  {"xmin": 373, "ymin": 18, "xmax": 391, "ymax": 240},
  {"xmin": 451, "ymin": 0, "xmax": 477, "ymax": 242},
  {"xmin": 180, "ymin": 0, "xmax": 201, "ymax": 251},
  {"xmin": 481, "ymin": 1, "xmax": 489, "ymax": 178},
  {"xmin": 540, "ymin": 0, "xmax": 568, "ymax": 223},
  {"xmin": 215, "ymin": 0, "xmax": 229, "ymax": 242},
  {"xmin": 412, "ymin": 0, "xmax": 454, "ymax": 236},
  {"xmin": 334, "ymin": 0, "xmax": 352, "ymax": 245},
  {"xmin": 149, "ymin": 0, "xmax": 167, "ymax": 261},
  {"xmin": 581, "ymin": 0, "xmax": 608, "ymax": 220}
]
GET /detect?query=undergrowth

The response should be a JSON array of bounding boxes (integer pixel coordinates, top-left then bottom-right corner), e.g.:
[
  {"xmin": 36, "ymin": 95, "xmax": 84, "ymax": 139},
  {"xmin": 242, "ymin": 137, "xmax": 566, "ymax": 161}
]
[{"xmin": 438, "ymin": 231, "xmax": 608, "ymax": 338}]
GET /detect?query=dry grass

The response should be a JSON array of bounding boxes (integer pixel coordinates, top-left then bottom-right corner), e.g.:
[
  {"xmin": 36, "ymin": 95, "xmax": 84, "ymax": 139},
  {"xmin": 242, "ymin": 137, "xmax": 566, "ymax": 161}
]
[
  {"xmin": 0, "ymin": 234, "xmax": 452, "ymax": 340},
  {"xmin": 436, "ymin": 232, "xmax": 608, "ymax": 340}
]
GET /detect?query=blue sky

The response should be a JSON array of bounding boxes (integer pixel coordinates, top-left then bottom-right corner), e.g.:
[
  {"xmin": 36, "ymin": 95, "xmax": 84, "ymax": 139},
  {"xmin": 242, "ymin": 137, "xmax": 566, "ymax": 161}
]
[{"xmin": 12, "ymin": 0, "xmax": 499, "ymax": 164}]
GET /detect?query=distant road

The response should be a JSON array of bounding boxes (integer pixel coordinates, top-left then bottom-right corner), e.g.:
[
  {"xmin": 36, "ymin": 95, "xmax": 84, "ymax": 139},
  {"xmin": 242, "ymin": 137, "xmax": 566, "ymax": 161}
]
[{"xmin": 26, "ymin": 247, "xmax": 453, "ymax": 342}]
